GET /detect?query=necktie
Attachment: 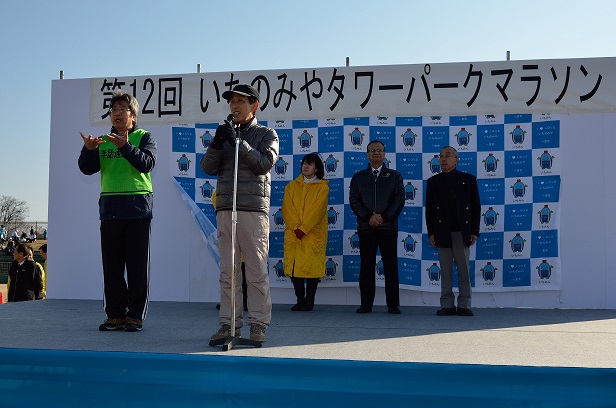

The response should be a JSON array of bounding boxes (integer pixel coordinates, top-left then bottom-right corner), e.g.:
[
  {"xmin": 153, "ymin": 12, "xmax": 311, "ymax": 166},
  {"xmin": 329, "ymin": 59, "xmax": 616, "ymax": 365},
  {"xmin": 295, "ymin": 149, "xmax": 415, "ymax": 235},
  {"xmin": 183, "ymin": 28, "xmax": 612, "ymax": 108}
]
[{"xmin": 373, "ymin": 169, "xmax": 379, "ymax": 181}]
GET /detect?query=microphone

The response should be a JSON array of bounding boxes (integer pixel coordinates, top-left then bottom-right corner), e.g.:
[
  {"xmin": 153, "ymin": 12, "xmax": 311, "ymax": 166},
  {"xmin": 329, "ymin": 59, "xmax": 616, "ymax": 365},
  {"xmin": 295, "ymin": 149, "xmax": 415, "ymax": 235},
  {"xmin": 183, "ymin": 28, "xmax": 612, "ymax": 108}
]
[{"xmin": 225, "ymin": 114, "xmax": 236, "ymax": 128}]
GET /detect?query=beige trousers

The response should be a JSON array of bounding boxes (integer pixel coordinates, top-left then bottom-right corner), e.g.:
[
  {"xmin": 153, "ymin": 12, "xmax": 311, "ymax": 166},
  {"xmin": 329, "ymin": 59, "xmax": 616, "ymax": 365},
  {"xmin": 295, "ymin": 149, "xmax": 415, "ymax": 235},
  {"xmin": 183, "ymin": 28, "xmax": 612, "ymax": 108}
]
[{"xmin": 216, "ymin": 210, "xmax": 272, "ymax": 328}]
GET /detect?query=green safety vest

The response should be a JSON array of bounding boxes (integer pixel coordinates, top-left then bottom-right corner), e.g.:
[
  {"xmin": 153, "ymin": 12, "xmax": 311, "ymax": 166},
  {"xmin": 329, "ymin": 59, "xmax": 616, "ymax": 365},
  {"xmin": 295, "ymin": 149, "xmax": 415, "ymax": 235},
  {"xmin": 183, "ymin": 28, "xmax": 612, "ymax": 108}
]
[{"xmin": 99, "ymin": 129, "xmax": 153, "ymax": 196}]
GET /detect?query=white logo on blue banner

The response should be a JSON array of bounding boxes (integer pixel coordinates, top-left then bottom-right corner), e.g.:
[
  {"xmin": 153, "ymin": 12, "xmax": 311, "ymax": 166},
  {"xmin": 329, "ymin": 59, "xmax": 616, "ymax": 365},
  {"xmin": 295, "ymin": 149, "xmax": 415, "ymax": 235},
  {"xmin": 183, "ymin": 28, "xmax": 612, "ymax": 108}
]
[{"xmin": 171, "ymin": 113, "xmax": 561, "ymax": 292}]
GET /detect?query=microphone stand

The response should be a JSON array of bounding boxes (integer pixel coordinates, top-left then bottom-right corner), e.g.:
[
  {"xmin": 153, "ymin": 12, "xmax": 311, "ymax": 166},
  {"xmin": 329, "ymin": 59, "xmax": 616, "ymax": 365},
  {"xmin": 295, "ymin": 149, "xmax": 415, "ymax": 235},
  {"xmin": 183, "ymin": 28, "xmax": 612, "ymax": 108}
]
[{"xmin": 209, "ymin": 120, "xmax": 262, "ymax": 351}]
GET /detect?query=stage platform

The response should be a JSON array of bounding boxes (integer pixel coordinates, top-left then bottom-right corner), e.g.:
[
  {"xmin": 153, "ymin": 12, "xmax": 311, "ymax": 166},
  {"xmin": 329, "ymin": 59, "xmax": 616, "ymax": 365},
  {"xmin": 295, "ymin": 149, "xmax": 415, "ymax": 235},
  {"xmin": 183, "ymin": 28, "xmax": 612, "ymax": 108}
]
[{"xmin": 1, "ymin": 300, "xmax": 615, "ymax": 406}]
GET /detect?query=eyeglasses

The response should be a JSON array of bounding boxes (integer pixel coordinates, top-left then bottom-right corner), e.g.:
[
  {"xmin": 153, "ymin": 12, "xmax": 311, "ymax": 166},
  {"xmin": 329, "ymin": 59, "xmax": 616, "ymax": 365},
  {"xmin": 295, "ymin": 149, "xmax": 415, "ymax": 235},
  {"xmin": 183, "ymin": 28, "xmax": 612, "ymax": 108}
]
[
  {"xmin": 368, "ymin": 149, "xmax": 384, "ymax": 153},
  {"xmin": 439, "ymin": 153, "xmax": 457, "ymax": 158},
  {"xmin": 108, "ymin": 107, "xmax": 132, "ymax": 114}
]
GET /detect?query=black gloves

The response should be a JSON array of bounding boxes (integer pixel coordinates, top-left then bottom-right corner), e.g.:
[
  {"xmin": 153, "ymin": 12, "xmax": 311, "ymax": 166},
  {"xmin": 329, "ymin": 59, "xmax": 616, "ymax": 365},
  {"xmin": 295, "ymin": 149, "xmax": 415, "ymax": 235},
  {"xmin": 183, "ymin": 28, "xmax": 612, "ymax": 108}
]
[
  {"xmin": 209, "ymin": 128, "xmax": 225, "ymax": 150},
  {"xmin": 225, "ymin": 127, "xmax": 240, "ymax": 147},
  {"xmin": 210, "ymin": 123, "xmax": 240, "ymax": 149}
]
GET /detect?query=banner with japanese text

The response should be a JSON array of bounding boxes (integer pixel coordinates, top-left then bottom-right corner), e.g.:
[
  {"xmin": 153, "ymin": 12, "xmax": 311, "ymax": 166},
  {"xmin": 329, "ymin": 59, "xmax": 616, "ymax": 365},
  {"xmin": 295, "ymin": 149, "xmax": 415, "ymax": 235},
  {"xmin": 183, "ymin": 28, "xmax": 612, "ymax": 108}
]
[{"xmin": 91, "ymin": 58, "xmax": 616, "ymax": 127}]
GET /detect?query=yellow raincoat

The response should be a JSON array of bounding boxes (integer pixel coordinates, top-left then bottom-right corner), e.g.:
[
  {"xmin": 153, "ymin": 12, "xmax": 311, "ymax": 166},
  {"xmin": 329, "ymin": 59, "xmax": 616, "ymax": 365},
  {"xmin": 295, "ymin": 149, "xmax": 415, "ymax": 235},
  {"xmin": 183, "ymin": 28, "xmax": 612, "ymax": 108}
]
[{"xmin": 282, "ymin": 175, "xmax": 329, "ymax": 278}]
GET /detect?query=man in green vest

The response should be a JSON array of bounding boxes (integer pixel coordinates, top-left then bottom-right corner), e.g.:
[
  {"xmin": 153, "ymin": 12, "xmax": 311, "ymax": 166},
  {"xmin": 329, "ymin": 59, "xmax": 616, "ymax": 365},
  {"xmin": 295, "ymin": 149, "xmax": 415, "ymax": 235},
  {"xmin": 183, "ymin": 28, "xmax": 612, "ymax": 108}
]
[{"xmin": 78, "ymin": 90, "xmax": 157, "ymax": 332}]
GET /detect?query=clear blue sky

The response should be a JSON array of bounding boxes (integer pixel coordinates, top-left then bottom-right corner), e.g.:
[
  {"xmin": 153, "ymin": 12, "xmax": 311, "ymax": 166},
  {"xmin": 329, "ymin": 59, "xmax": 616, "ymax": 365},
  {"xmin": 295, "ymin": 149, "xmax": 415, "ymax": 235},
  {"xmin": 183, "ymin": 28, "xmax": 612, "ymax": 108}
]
[{"xmin": 1, "ymin": 0, "xmax": 615, "ymax": 221}]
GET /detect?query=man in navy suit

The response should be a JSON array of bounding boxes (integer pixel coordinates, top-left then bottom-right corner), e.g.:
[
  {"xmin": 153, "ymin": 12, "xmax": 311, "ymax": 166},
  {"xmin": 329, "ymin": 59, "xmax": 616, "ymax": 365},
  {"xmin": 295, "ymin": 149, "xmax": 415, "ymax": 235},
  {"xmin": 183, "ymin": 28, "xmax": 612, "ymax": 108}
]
[
  {"xmin": 425, "ymin": 146, "xmax": 481, "ymax": 316},
  {"xmin": 350, "ymin": 140, "xmax": 405, "ymax": 314}
]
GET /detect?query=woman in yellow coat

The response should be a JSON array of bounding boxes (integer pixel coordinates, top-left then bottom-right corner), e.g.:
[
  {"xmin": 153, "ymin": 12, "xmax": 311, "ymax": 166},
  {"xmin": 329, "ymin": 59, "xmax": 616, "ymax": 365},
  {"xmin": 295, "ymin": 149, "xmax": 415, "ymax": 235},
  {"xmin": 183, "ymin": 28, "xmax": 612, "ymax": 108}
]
[{"xmin": 282, "ymin": 153, "xmax": 329, "ymax": 311}]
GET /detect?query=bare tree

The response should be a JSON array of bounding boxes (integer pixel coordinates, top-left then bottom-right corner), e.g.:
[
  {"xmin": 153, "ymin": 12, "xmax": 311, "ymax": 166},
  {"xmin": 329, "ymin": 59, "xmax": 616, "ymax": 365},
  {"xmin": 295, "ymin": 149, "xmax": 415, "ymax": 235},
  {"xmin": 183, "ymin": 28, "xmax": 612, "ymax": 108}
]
[{"xmin": 0, "ymin": 195, "xmax": 29, "ymax": 226}]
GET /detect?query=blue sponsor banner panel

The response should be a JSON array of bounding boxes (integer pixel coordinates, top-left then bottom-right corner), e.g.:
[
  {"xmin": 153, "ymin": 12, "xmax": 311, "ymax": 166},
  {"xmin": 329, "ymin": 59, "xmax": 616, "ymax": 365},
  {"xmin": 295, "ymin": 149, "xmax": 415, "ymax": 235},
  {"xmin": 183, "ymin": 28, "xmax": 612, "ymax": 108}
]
[{"xmin": 171, "ymin": 114, "xmax": 561, "ymax": 292}]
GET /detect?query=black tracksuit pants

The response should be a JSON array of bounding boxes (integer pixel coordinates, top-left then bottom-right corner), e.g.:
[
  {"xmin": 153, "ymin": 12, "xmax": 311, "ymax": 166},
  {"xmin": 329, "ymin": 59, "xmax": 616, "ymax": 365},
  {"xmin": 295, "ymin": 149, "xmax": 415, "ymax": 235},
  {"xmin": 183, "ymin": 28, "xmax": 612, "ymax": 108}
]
[{"xmin": 100, "ymin": 219, "xmax": 151, "ymax": 320}]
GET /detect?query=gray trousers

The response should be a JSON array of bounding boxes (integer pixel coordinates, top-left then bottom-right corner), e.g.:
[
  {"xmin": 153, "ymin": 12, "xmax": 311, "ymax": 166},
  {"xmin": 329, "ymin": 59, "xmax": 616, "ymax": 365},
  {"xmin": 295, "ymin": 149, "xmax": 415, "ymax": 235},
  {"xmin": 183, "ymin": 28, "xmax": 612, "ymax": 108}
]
[
  {"xmin": 436, "ymin": 232, "xmax": 472, "ymax": 309},
  {"xmin": 217, "ymin": 211, "xmax": 272, "ymax": 328}
]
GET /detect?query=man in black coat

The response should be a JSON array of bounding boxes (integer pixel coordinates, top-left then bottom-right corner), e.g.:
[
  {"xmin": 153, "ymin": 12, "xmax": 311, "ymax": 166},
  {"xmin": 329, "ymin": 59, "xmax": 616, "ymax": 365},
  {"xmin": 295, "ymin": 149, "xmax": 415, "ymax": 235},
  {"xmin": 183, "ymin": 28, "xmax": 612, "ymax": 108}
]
[
  {"xmin": 425, "ymin": 146, "xmax": 481, "ymax": 316},
  {"xmin": 349, "ymin": 140, "xmax": 405, "ymax": 314},
  {"xmin": 7, "ymin": 243, "xmax": 43, "ymax": 302}
]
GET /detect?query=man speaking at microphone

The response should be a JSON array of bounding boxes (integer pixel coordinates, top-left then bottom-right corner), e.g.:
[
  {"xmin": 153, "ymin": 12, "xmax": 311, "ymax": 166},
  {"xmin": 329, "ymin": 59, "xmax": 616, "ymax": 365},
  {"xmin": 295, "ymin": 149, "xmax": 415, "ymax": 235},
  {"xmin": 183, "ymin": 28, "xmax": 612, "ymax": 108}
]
[{"xmin": 201, "ymin": 84, "xmax": 279, "ymax": 343}]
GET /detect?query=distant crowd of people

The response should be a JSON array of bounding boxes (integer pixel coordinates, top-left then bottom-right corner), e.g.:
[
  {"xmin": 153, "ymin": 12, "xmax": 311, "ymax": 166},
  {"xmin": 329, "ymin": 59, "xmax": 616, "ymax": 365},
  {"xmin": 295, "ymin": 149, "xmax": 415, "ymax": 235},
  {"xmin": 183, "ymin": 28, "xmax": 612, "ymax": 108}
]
[{"xmin": 0, "ymin": 224, "xmax": 47, "ymax": 248}]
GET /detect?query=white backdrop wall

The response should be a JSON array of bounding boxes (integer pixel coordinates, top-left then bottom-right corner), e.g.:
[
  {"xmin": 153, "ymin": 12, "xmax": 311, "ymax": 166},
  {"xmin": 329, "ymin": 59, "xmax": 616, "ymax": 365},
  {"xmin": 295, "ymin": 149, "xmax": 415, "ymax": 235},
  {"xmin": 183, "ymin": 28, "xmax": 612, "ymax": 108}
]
[{"xmin": 48, "ymin": 61, "xmax": 616, "ymax": 309}]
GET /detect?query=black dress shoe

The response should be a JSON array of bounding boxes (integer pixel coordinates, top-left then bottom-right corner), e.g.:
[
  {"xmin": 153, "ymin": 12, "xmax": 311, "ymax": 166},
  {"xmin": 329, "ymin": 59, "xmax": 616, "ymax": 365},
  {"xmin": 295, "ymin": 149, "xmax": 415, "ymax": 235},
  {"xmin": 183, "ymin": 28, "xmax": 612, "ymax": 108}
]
[
  {"xmin": 456, "ymin": 307, "xmax": 474, "ymax": 316},
  {"xmin": 356, "ymin": 306, "xmax": 372, "ymax": 314},
  {"xmin": 291, "ymin": 299, "xmax": 306, "ymax": 311},
  {"xmin": 436, "ymin": 307, "xmax": 457, "ymax": 316},
  {"xmin": 388, "ymin": 306, "xmax": 401, "ymax": 314}
]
